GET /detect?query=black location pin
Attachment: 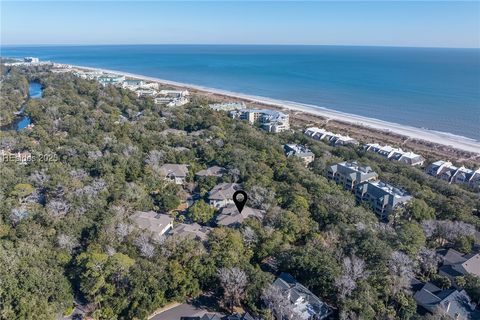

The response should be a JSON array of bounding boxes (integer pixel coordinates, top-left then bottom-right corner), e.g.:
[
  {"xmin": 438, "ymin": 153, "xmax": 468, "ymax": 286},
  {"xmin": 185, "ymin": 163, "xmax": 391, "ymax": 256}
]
[{"xmin": 233, "ymin": 190, "xmax": 248, "ymax": 213}]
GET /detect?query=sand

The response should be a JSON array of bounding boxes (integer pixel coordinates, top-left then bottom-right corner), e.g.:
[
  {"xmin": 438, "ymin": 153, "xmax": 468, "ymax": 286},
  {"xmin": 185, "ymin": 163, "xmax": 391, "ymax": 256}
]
[{"xmin": 69, "ymin": 64, "xmax": 480, "ymax": 155}]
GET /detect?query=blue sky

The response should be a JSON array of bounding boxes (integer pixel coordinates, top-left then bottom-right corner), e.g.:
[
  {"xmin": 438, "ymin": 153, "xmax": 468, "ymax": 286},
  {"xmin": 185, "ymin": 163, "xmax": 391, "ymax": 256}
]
[{"xmin": 1, "ymin": 1, "xmax": 479, "ymax": 48}]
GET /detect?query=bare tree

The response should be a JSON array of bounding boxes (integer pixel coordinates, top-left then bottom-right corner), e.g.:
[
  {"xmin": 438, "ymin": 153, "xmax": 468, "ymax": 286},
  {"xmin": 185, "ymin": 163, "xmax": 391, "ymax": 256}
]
[
  {"xmin": 30, "ymin": 170, "xmax": 50, "ymax": 187},
  {"xmin": 262, "ymin": 284, "xmax": 300, "ymax": 320},
  {"xmin": 422, "ymin": 220, "xmax": 475, "ymax": 245},
  {"xmin": 388, "ymin": 251, "xmax": 416, "ymax": 295},
  {"xmin": 335, "ymin": 255, "xmax": 368, "ymax": 300},
  {"xmin": 217, "ymin": 267, "xmax": 248, "ymax": 310},
  {"xmin": 241, "ymin": 226, "xmax": 257, "ymax": 247},
  {"xmin": 10, "ymin": 207, "xmax": 29, "ymax": 225},
  {"xmin": 46, "ymin": 199, "xmax": 69, "ymax": 219},
  {"xmin": 248, "ymin": 186, "xmax": 276, "ymax": 210},
  {"xmin": 417, "ymin": 248, "xmax": 440, "ymax": 276},
  {"xmin": 134, "ymin": 234, "xmax": 155, "ymax": 258},
  {"xmin": 57, "ymin": 234, "xmax": 78, "ymax": 254},
  {"xmin": 145, "ymin": 150, "xmax": 165, "ymax": 170}
]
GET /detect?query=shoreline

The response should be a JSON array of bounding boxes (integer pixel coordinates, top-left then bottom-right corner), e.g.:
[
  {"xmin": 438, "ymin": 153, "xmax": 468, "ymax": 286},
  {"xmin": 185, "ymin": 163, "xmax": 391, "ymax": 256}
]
[{"xmin": 70, "ymin": 64, "xmax": 480, "ymax": 154}]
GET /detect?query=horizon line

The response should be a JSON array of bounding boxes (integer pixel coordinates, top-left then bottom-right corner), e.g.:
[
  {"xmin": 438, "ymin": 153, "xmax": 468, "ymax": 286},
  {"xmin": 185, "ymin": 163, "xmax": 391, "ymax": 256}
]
[{"xmin": 1, "ymin": 43, "xmax": 479, "ymax": 50}]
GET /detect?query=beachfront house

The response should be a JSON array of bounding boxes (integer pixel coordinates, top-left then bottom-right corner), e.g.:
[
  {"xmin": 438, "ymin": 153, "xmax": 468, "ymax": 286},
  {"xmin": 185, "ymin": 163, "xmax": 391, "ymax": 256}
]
[
  {"xmin": 216, "ymin": 204, "xmax": 264, "ymax": 228},
  {"xmin": 304, "ymin": 127, "xmax": 359, "ymax": 146},
  {"xmin": 209, "ymin": 102, "xmax": 246, "ymax": 111},
  {"xmin": 364, "ymin": 143, "xmax": 425, "ymax": 166},
  {"xmin": 122, "ymin": 79, "xmax": 145, "ymax": 90},
  {"xmin": 158, "ymin": 164, "xmax": 189, "ymax": 185},
  {"xmin": 230, "ymin": 109, "xmax": 290, "ymax": 133},
  {"xmin": 131, "ymin": 211, "xmax": 174, "ymax": 241},
  {"xmin": 426, "ymin": 160, "xmax": 480, "ymax": 190},
  {"xmin": 327, "ymin": 161, "xmax": 378, "ymax": 191},
  {"xmin": 355, "ymin": 180, "xmax": 412, "ymax": 220},
  {"xmin": 283, "ymin": 144, "xmax": 315, "ymax": 166},
  {"xmin": 208, "ymin": 183, "xmax": 240, "ymax": 209},
  {"xmin": 97, "ymin": 74, "xmax": 126, "ymax": 86},
  {"xmin": 266, "ymin": 273, "xmax": 332, "ymax": 320}
]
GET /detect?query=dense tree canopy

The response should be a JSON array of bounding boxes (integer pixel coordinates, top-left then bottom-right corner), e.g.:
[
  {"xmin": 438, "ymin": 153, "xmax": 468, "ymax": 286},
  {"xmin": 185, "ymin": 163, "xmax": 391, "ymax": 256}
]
[{"xmin": 1, "ymin": 65, "xmax": 479, "ymax": 319}]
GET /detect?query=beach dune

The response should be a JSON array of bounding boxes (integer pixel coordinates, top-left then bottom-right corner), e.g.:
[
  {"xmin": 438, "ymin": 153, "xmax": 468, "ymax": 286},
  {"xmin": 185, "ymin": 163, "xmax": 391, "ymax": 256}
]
[{"xmin": 71, "ymin": 65, "xmax": 480, "ymax": 155}]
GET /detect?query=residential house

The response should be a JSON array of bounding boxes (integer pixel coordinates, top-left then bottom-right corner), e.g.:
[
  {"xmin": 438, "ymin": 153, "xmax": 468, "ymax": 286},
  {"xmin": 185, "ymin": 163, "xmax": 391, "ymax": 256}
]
[
  {"xmin": 131, "ymin": 211, "xmax": 174, "ymax": 241},
  {"xmin": 168, "ymin": 222, "xmax": 211, "ymax": 241},
  {"xmin": 195, "ymin": 166, "xmax": 226, "ymax": 178},
  {"xmin": 267, "ymin": 273, "xmax": 332, "ymax": 320},
  {"xmin": 216, "ymin": 204, "xmax": 264, "ymax": 228},
  {"xmin": 223, "ymin": 313, "xmax": 256, "ymax": 320},
  {"xmin": 355, "ymin": 180, "xmax": 412, "ymax": 220},
  {"xmin": 413, "ymin": 281, "xmax": 479, "ymax": 320},
  {"xmin": 327, "ymin": 161, "xmax": 378, "ymax": 191},
  {"xmin": 438, "ymin": 248, "xmax": 480, "ymax": 282},
  {"xmin": 181, "ymin": 313, "xmax": 254, "ymax": 320},
  {"xmin": 364, "ymin": 143, "xmax": 425, "ymax": 166},
  {"xmin": 304, "ymin": 127, "xmax": 358, "ymax": 146},
  {"xmin": 230, "ymin": 109, "xmax": 290, "ymax": 133},
  {"xmin": 208, "ymin": 183, "xmax": 240, "ymax": 209},
  {"xmin": 284, "ymin": 144, "xmax": 315, "ymax": 166},
  {"xmin": 158, "ymin": 164, "xmax": 189, "ymax": 185},
  {"xmin": 426, "ymin": 161, "xmax": 480, "ymax": 190}
]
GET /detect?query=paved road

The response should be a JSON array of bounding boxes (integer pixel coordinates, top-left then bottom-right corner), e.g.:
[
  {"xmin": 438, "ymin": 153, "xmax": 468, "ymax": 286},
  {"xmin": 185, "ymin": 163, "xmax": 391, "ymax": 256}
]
[{"xmin": 151, "ymin": 303, "xmax": 224, "ymax": 320}]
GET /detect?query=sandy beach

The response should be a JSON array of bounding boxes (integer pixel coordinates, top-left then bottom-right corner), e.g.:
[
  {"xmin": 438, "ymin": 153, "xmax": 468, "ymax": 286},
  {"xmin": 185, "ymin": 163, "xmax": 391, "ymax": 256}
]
[{"xmin": 70, "ymin": 64, "xmax": 480, "ymax": 155}]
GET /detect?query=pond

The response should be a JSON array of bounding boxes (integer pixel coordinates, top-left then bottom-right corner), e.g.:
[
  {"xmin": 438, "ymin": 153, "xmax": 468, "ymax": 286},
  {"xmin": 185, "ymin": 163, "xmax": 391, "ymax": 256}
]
[{"xmin": 15, "ymin": 81, "xmax": 43, "ymax": 131}]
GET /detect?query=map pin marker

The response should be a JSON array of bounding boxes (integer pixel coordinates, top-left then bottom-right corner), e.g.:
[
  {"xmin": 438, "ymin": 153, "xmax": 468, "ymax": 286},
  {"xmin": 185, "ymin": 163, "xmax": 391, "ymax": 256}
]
[{"xmin": 233, "ymin": 190, "xmax": 247, "ymax": 213}]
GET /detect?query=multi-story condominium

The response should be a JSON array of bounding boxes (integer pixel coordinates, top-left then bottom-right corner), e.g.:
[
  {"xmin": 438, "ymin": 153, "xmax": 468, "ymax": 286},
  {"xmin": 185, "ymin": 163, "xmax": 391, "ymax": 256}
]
[
  {"xmin": 364, "ymin": 143, "xmax": 425, "ymax": 166},
  {"xmin": 304, "ymin": 127, "xmax": 358, "ymax": 146},
  {"xmin": 284, "ymin": 144, "xmax": 315, "ymax": 166},
  {"xmin": 426, "ymin": 160, "xmax": 480, "ymax": 190},
  {"xmin": 97, "ymin": 74, "xmax": 126, "ymax": 86},
  {"xmin": 327, "ymin": 161, "xmax": 378, "ymax": 191},
  {"xmin": 209, "ymin": 102, "xmax": 246, "ymax": 111},
  {"xmin": 231, "ymin": 109, "xmax": 290, "ymax": 133},
  {"xmin": 154, "ymin": 90, "xmax": 190, "ymax": 107},
  {"xmin": 355, "ymin": 180, "xmax": 412, "ymax": 220}
]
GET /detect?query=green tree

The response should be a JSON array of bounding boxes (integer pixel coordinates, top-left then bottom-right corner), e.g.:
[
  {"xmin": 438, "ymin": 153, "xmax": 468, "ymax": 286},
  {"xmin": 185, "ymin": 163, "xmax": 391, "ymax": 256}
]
[{"xmin": 188, "ymin": 200, "xmax": 215, "ymax": 224}]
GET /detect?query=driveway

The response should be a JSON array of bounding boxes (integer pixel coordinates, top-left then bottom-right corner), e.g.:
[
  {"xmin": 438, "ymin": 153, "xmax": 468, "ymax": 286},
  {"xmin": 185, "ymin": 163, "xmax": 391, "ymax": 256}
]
[{"xmin": 151, "ymin": 302, "xmax": 224, "ymax": 320}]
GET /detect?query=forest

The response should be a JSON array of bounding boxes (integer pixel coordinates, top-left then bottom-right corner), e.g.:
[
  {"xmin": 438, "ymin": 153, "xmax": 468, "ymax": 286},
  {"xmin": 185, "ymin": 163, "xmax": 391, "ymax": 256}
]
[{"xmin": 1, "ymin": 65, "xmax": 479, "ymax": 320}]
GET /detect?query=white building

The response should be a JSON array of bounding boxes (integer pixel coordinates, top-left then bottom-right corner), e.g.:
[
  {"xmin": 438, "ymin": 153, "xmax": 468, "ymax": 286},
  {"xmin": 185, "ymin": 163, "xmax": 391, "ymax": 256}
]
[
  {"xmin": 209, "ymin": 102, "xmax": 246, "ymax": 111},
  {"xmin": 230, "ymin": 109, "xmax": 290, "ymax": 133},
  {"xmin": 426, "ymin": 160, "xmax": 480, "ymax": 190},
  {"xmin": 154, "ymin": 90, "xmax": 190, "ymax": 107},
  {"xmin": 304, "ymin": 127, "xmax": 358, "ymax": 146},
  {"xmin": 284, "ymin": 144, "xmax": 315, "ymax": 166},
  {"xmin": 364, "ymin": 143, "xmax": 425, "ymax": 166}
]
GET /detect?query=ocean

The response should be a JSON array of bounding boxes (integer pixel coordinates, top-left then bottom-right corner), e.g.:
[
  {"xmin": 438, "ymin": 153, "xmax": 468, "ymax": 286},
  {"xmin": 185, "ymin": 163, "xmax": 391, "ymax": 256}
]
[{"xmin": 2, "ymin": 45, "xmax": 479, "ymax": 140}]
